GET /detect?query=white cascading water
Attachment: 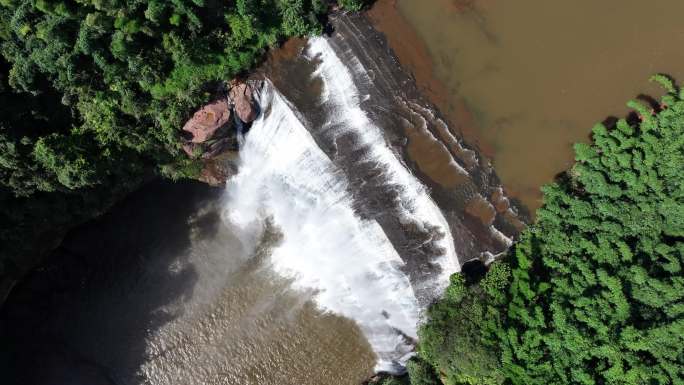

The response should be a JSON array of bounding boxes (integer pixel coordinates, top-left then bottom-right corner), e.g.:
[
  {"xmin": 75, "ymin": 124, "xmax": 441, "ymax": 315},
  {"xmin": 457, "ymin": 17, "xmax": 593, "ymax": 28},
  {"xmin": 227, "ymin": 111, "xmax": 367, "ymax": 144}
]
[
  {"xmin": 223, "ymin": 37, "xmax": 459, "ymax": 372},
  {"xmin": 306, "ymin": 37, "xmax": 459, "ymax": 287}
]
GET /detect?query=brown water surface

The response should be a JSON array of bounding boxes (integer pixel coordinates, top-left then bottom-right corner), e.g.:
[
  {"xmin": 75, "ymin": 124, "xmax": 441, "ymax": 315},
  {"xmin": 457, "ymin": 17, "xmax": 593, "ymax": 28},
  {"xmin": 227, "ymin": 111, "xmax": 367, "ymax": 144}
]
[
  {"xmin": 372, "ymin": 0, "xmax": 684, "ymax": 211},
  {"xmin": 0, "ymin": 181, "xmax": 375, "ymax": 385}
]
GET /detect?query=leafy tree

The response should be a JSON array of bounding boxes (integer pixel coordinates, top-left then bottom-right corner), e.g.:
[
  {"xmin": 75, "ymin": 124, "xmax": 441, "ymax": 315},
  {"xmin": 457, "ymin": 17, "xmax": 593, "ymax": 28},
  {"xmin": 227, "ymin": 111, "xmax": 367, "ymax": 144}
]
[
  {"xmin": 0, "ymin": 0, "xmax": 365, "ymax": 301},
  {"xmin": 412, "ymin": 76, "xmax": 684, "ymax": 385},
  {"xmin": 339, "ymin": 0, "xmax": 367, "ymax": 11},
  {"xmin": 407, "ymin": 358, "xmax": 441, "ymax": 385},
  {"xmin": 418, "ymin": 265, "xmax": 507, "ymax": 385},
  {"xmin": 496, "ymin": 76, "xmax": 684, "ymax": 385},
  {"xmin": 382, "ymin": 377, "xmax": 409, "ymax": 385},
  {"xmin": 0, "ymin": 0, "xmax": 338, "ymax": 199}
]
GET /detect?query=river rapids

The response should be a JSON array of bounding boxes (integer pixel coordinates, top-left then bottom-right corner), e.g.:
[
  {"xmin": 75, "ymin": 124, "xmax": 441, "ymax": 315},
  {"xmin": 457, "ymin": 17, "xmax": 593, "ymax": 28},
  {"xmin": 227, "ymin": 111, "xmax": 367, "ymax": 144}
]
[
  {"xmin": 0, "ymin": 12, "xmax": 523, "ymax": 385},
  {"xmin": 225, "ymin": 37, "xmax": 458, "ymax": 372}
]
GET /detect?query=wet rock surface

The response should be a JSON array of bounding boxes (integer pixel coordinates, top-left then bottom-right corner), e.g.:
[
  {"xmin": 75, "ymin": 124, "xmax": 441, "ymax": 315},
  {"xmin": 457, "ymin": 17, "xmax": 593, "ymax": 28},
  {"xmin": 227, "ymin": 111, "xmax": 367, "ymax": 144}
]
[
  {"xmin": 197, "ymin": 151, "xmax": 239, "ymax": 186},
  {"xmin": 1, "ymin": 11, "xmax": 530, "ymax": 385},
  {"xmin": 229, "ymin": 81, "xmax": 258, "ymax": 124},
  {"xmin": 180, "ymin": 80, "xmax": 262, "ymax": 186},
  {"xmin": 263, "ymin": 12, "xmax": 527, "ymax": 304},
  {"xmin": 182, "ymin": 99, "xmax": 232, "ymax": 144}
]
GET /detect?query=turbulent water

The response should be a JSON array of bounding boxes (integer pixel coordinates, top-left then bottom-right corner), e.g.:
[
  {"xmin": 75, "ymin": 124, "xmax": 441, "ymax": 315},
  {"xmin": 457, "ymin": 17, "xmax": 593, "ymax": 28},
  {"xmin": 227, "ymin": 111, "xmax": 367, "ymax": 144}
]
[
  {"xmin": 224, "ymin": 37, "xmax": 458, "ymax": 371},
  {"xmin": 1, "ymin": 13, "xmax": 525, "ymax": 385}
]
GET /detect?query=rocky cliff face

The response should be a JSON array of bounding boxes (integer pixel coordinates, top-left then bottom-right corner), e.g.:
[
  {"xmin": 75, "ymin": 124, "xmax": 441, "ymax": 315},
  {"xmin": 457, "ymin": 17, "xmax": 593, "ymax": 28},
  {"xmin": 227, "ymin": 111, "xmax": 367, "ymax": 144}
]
[
  {"xmin": 262, "ymin": 12, "xmax": 527, "ymax": 275},
  {"xmin": 229, "ymin": 81, "xmax": 259, "ymax": 124},
  {"xmin": 182, "ymin": 99, "xmax": 232, "ymax": 144},
  {"xmin": 180, "ymin": 79, "xmax": 262, "ymax": 186}
]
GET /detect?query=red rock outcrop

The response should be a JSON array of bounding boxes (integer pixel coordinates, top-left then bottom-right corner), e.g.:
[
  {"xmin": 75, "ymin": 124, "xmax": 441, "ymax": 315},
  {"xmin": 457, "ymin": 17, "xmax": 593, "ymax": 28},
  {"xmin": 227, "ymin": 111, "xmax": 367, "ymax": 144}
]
[
  {"xmin": 197, "ymin": 151, "xmax": 239, "ymax": 186},
  {"xmin": 179, "ymin": 80, "xmax": 260, "ymax": 186},
  {"xmin": 229, "ymin": 81, "xmax": 257, "ymax": 123},
  {"xmin": 182, "ymin": 99, "xmax": 231, "ymax": 143}
]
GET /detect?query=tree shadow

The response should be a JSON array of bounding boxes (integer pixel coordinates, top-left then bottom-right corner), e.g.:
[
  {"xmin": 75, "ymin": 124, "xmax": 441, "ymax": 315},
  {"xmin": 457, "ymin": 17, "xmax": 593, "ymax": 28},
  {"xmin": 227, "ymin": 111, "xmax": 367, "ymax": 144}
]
[
  {"xmin": 636, "ymin": 94, "xmax": 660, "ymax": 110},
  {"xmin": 0, "ymin": 179, "xmax": 224, "ymax": 385}
]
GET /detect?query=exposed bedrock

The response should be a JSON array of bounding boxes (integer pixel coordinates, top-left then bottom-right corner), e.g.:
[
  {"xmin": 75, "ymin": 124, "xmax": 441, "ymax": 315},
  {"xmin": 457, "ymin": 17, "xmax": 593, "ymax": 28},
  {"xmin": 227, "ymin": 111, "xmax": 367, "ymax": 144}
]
[
  {"xmin": 229, "ymin": 80, "xmax": 259, "ymax": 124},
  {"xmin": 182, "ymin": 99, "xmax": 232, "ymax": 144},
  {"xmin": 262, "ymin": 11, "xmax": 527, "ymax": 283},
  {"xmin": 180, "ymin": 79, "xmax": 262, "ymax": 185}
]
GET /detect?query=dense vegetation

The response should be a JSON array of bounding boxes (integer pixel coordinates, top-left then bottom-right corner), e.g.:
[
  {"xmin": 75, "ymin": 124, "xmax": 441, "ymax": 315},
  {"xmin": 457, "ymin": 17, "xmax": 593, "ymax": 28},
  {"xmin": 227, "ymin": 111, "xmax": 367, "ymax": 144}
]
[
  {"xmin": 399, "ymin": 76, "xmax": 684, "ymax": 385},
  {"xmin": 0, "ymin": 0, "xmax": 364, "ymax": 299}
]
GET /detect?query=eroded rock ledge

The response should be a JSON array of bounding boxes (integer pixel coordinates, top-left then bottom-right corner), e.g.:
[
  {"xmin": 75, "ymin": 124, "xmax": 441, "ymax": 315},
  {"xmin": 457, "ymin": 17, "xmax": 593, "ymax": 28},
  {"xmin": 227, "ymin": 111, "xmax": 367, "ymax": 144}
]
[{"xmin": 180, "ymin": 79, "xmax": 262, "ymax": 186}]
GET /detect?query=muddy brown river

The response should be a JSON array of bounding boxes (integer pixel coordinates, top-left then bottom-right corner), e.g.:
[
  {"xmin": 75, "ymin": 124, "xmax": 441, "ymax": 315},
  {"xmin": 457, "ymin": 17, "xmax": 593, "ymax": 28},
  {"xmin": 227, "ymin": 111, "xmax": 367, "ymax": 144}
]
[
  {"xmin": 1, "ymin": 12, "xmax": 524, "ymax": 385},
  {"xmin": 372, "ymin": 0, "xmax": 684, "ymax": 211},
  {"xmin": 0, "ymin": 181, "xmax": 376, "ymax": 385},
  {"xmin": 4, "ymin": 2, "xmax": 681, "ymax": 384}
]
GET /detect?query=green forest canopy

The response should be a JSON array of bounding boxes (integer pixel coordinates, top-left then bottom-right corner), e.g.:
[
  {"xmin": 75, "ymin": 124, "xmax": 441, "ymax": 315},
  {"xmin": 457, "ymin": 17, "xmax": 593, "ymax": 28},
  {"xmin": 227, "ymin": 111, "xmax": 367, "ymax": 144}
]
[
  {"xmin": 3, "ymin": 2, "xmax": 682, "ymax": 384},
  {"xmin": 0, "ymin": 0, "xmax": 366, "ymax": 196},
  {"xmin": 0, "ymin": 0, "xmax": 363, "ymax": 292},
  {"xmin": 405, "ymin": 75, "xmax": 684, "ymax": 385}
]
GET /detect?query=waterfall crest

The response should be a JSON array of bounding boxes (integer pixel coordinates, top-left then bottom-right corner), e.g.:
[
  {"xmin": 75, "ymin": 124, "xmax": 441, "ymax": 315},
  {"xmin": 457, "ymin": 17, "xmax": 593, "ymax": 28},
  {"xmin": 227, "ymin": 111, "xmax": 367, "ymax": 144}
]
[
  {"xmin": 224, "ymin": 83, "xmax": 419, "ymax": 371},
  {"xmin": 223, "ymin": 37, "xmax": 459, "ymax": 372},
  {"xmin": 306, "ymin": 37, "xmax": 459, "ymax": 289}
]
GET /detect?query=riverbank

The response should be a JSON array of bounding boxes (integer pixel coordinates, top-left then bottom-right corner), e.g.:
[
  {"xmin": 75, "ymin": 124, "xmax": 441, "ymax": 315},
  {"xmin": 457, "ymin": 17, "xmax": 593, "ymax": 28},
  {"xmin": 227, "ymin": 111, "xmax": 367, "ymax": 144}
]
[
  {"xmin": 1, "ymin": 9, "xmax": 528, "ymax": 383},
  {"xmin": 368, "ymin": 0, "xmax": 684, "ymax": 212},
  {"xmin": 0, "ymin": 0, "xmax": 365, "ymax": 312},
  {"xmin": 1, "ymin": 180, "xmax": 379, "ymax": 385},
  {"xmin": 265, "ymin": 10, "xmax": 526, "ymax": 270},
  {"xmin": 367, "ymin": 0, "xmax": 492, "ymax": 158}
]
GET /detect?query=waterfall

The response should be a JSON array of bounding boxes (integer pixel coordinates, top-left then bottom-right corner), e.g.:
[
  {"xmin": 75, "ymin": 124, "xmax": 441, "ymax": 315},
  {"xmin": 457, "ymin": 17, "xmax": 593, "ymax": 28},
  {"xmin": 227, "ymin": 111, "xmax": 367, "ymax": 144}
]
[
  {"xmin": 222, "ymin": 37, "xmax": 459, "ymax": 372},
  {"xmin": 305, "ymin": 37, "xmax": 459, "ymax": 289}
]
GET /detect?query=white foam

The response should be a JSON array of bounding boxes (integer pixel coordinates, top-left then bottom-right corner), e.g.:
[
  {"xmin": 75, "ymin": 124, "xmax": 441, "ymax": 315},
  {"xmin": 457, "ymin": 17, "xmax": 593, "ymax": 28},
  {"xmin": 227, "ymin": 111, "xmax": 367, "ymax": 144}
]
[
  {"xmin": 307, "ymin": 37, "xmax": 460, "ymax": 286},
  {"xmin": 223, "ymin": 36, "xmax": 460, "ymax": 372},
  {"xmin": 402, "ymin": 99, "xmax": 470, "ymax": 177},
  {"xmin": 223, "ymin": 83, "xmax": 419, "ymax": 372}
]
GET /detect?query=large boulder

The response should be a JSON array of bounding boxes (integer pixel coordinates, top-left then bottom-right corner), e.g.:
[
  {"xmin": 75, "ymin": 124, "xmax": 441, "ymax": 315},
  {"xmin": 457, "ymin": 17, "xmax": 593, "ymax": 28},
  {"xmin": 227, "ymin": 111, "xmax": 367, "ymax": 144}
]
[
  {"xmin": 197, "ymin": 151, "xmax": 239, "ymax": 186},
  {"xmin": 182, "ymin": 99, "xmax": 231, "ymax": 143},
  {"xmin": 229, "ymin": 81, "xmax": 257, "ymax": 123}
]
